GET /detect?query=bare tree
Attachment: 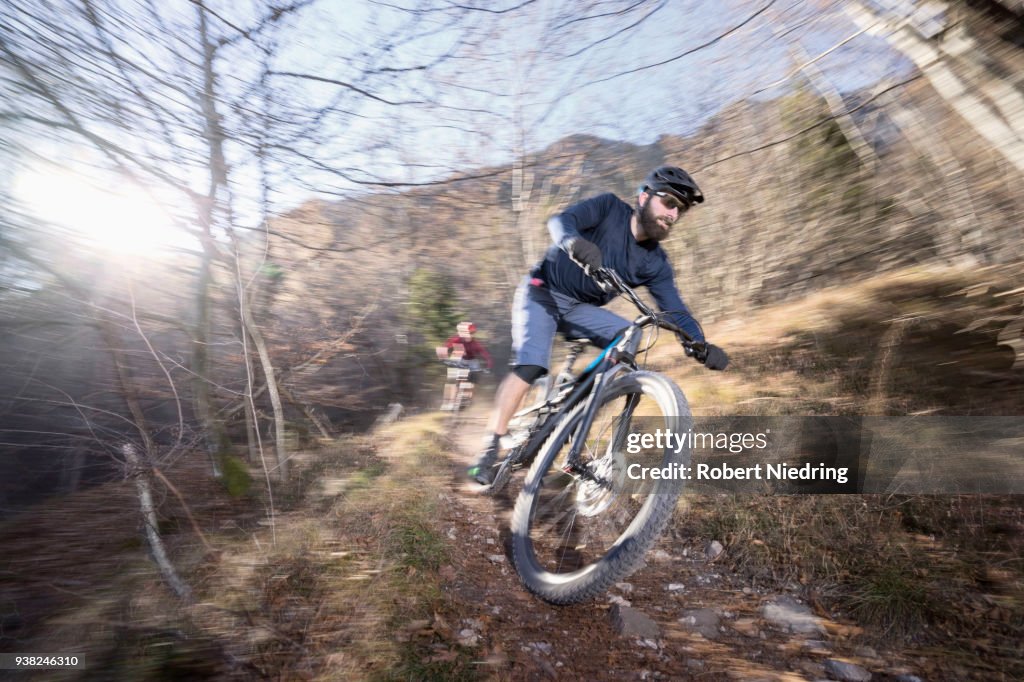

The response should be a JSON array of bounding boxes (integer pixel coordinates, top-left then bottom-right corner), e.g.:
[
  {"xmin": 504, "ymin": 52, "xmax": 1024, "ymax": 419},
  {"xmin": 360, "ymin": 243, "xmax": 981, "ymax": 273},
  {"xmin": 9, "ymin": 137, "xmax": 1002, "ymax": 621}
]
[
  {"xmin": 0, "ymin": 0, "xmax": 502, "ymax": 489},
  {"xmin": 847, "ymin": 0, "xmax": 1024, "ymax": 173}
]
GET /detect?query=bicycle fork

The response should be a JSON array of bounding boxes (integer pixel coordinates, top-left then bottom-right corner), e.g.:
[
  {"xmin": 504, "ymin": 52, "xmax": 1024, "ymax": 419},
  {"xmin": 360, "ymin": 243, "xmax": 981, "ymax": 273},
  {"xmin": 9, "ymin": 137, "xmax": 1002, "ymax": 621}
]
[
  {"xmin": 562, "ymin": 329, "xmax": 644, "ymax": 483},
  {"xmin": 561, "ymin": 363, "xmax": 634, "ymax": 482}
]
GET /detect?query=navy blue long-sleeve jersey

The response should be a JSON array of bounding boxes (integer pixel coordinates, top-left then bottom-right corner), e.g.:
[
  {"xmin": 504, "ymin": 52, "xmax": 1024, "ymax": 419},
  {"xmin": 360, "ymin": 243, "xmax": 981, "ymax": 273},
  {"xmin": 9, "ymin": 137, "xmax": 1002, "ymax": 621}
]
[{"xmin": 533, "ymin": 192, "xmax": 705, "ymax": 343}]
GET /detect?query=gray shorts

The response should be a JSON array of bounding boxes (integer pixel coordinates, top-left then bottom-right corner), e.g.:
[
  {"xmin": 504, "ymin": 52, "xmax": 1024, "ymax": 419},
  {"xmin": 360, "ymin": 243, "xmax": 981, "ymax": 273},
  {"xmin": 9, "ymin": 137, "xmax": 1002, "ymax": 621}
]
[{"xmin": 511, "ymin": 277, "xmax": 630, "ymax": 372}]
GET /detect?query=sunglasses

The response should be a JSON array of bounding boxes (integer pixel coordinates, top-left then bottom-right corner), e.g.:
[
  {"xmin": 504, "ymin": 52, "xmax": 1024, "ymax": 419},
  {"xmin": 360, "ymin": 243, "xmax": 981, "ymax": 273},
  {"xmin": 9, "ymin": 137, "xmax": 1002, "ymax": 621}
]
[{"xmin": 652, "ymin": 191, "xmax": 691, "ymax": 213}]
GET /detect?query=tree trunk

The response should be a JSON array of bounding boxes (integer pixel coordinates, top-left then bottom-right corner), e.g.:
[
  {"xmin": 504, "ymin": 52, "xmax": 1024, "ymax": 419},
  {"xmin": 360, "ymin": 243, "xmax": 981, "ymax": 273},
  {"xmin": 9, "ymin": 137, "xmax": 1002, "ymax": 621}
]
[
  {"xmin": 243, "ymin": 394, "xmax": 259, "ymax": 464},
  {"xmin": 123, "ymin": 443, "xmax": 193, "ymax": 603},
  {"xmin": 196, "ymin": 3, "xmax": 289, "ymax": 482},
  {"xmin": 847, "ymin": 0, "xmax": 1024, "ymax": 174},
  {"xmin": 238, "ymin": 287, "xmax": 289, "ymax": 482},
  {"xmin": 192, "ymin": 243, "xmax": 224, "ymax": 478},
  {"xmin": 279, "ymin": 383, "xmax": 332, "ymax": 440},
  {"xmin": 98, "ymin": 310, "xmax": 193, "ymax": 602}
]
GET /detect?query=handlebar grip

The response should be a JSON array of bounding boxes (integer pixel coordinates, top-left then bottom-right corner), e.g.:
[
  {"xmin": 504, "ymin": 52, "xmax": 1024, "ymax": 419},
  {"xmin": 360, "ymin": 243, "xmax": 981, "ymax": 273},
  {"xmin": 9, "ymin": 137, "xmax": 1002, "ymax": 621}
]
[{"xmin": 683, "ymin": 340, "xmax": 708, "ymax": 362}]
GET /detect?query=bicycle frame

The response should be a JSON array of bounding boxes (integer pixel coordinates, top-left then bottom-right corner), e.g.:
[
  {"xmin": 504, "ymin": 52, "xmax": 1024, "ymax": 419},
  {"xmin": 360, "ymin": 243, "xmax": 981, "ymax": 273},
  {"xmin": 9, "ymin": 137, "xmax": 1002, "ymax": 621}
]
[
  {"xmin": 498, "ymin": 267, "xmax": 707, "ymax": 604},
  {"xmin": 503, "ymin": 320, "xmax": 641, "ymax": 471},
  {"xmin": 491, "ymin": 267, "xmax": 703, "ymax": 491}
]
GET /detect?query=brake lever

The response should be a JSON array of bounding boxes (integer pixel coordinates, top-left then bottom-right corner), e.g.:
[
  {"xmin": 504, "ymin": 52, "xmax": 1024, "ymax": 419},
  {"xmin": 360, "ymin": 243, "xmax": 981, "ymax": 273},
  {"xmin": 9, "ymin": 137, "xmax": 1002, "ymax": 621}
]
[{"xmin": 589, "ymin": 267, "xmax": 616, "ymax": 293}]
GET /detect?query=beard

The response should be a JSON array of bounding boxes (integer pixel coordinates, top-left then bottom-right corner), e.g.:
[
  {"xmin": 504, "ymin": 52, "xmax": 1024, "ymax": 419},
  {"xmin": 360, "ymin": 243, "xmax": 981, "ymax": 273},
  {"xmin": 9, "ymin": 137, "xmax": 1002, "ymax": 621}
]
[{"xmin": 638, "ymin": 199, "xmax": 674, "ymax": 242}]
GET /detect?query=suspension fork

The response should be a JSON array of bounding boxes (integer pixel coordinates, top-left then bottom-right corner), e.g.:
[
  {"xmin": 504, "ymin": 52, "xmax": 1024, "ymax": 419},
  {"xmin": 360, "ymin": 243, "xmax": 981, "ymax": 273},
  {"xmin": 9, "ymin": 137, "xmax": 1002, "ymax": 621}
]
[
  {"xmin": 563, "ymin": 361, "xmax": 632, "ymax": 474},
  {"xmin": 560, "ymin": 342, "xmax": 586, "ymax": 373},
  {"xmin": 563, "ymin": 325, "xmax": 644, "ymax": 476},
  {"xmin": 612, "ymin": 392, "xmax": 641, "ymax": 453},
  {"xmin": 541, "ymin": 342, "xmax": 586, "ymax": 402}
]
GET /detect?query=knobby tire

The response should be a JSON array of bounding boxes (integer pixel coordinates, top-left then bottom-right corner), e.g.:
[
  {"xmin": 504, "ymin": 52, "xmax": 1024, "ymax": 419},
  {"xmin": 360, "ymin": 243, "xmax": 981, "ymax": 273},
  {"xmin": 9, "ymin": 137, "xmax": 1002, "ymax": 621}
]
[{"xmin": 510, "ymin": 370, "xmax": 691, "ymax": 604}]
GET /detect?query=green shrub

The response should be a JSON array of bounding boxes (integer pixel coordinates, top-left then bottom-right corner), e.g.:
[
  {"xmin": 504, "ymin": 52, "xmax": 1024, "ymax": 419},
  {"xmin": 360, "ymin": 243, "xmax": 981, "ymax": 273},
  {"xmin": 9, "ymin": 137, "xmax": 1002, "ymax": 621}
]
[
  {"xmin": 219, "ymin": 455, "xmax": 252, "ymax": 498},
  {"xmin": 407, "ymin": 268, "xmax": 462, "ymax": 345}
]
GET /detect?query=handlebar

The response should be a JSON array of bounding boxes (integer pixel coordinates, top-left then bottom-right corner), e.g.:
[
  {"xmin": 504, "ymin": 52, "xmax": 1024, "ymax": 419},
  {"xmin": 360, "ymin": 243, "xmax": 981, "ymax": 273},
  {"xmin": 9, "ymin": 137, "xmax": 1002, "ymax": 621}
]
[
  {"xmin": 588, "ymin": 266, "xmax": 706, "ymax": 356},
  {"xmin": 441, "ymin": 358, "xmax": 490, "ymax": 372}
]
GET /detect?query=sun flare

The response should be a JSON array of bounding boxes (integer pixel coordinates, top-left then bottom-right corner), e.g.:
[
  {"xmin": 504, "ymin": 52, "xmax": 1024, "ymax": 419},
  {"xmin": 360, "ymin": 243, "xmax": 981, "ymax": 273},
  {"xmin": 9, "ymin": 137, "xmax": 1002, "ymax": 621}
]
[{"xmin": 14, "ymin": 168, "xmax": 190, "ymax": 256}]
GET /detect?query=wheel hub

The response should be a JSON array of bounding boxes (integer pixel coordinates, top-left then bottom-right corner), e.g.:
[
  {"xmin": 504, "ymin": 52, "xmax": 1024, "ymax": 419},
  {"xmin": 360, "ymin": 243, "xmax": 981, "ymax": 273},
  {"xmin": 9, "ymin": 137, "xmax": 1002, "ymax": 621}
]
[{"xmin": 575, "ymin": 450, "xmax": 626, "ymax": 517}]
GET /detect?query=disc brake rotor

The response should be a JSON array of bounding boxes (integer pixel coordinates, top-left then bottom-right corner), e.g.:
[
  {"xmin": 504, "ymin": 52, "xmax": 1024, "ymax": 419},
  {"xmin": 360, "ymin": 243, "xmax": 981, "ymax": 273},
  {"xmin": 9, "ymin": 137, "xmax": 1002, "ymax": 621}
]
[{"xmin": 575, "ymin": 449, "xmax": 626, "ymax": 517}]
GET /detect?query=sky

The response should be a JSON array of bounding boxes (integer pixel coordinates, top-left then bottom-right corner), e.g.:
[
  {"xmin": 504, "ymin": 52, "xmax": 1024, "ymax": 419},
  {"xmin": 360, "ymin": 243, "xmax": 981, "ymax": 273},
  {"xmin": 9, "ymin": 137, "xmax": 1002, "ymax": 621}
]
[
  {"xmin": 3, "ymin": 0, "xmax": 914, "ymax": 255},
  {"xmin": 257, "ymin": 0, "xmax": 911, "ymax": 190}
]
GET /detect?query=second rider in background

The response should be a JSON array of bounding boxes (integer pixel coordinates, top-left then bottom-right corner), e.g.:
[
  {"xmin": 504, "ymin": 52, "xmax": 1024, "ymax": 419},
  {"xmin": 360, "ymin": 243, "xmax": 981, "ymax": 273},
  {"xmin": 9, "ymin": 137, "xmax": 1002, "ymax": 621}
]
[
  {"xmin": 436, "ymin": 321, "xmax": 493, "ymax": 411},
  {"xmin": 468, "ymin": 165, "xmax": 730, "ymax": 484}
]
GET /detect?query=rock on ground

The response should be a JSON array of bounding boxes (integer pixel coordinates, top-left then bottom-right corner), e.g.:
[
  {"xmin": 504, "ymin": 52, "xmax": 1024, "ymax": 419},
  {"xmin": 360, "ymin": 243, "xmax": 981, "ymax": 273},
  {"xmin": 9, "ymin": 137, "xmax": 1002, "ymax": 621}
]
[
  {"xmin": 824, "ymin": 658, "xmax": 873, "ymax": 682},
  {"xmin": 678, "ymin": 608, "xmax": 720, "ymax": 639},
  {"xmin": 609, "ymin": 604, "xmax": 661, "ymax": 639},
  {"xmin": 762, "ymin": 596, "xmax": 826, "ymax": 635}
]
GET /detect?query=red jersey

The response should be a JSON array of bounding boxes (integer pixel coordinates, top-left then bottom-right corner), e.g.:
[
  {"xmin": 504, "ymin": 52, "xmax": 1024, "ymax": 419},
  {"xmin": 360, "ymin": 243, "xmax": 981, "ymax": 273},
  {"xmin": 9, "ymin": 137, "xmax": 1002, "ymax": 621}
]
[{"xmin": 443, "ymin": 336, "xmax": 493, "ymax": 368}]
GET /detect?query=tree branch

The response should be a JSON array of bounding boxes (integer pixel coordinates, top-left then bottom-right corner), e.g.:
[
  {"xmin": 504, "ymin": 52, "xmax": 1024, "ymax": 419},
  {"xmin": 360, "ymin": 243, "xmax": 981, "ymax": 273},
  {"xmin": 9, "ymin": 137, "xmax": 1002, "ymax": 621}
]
[{"xmin": 268, "ymin": 71, "xmax": 426, "ymax": 106}]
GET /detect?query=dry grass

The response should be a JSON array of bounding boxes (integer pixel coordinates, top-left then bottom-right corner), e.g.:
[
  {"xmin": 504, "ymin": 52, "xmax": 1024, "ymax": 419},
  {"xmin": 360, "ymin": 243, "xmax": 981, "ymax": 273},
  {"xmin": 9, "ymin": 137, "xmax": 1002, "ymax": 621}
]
[
  {"xmin": 6, "ymin": 263, "xmax": 1020, "ymax": 679},
  {"xmin": 191, "ymin": 417, "xmax": 478, "ymax": 681},
  {"xmin": 672, "ymin": 492, "xmax": 1022, "ymax": 673},
  {"xmin": 653, "ymin": 263, "xmax": 1024, "ymax": 675},
  {"xmin": 7, "ymin": 416, "xmax": 477, "ymax": 681},
  {"xmin": 637, "ymin": 262, "xmax": 1024, "ymax": 417}
]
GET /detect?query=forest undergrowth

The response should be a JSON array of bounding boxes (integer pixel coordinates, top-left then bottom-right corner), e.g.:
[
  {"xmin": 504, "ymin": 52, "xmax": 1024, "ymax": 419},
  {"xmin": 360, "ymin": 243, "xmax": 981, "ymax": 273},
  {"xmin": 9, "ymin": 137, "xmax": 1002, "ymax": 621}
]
[{"xmin": 1, "ymin": 263, "xmax": 1021, "ymax": 680}]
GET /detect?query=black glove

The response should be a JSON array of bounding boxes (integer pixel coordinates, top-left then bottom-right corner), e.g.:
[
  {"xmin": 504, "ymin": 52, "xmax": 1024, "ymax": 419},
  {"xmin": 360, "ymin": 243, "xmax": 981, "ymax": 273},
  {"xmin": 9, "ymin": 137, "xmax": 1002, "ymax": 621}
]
[
  {"xmin": 563, "ymin": 237, "xmax": 602, "ymax": 273},
  {"xmin": 689, "ymin": 342, "xmax": 729, "ymax": 371}
]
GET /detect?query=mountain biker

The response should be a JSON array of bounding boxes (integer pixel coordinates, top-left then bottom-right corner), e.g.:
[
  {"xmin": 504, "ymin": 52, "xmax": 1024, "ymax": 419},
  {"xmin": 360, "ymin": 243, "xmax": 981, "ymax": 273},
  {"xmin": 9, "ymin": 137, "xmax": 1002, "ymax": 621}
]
[
  {"xmin": 468, "ymin": 165, "xmax": 730, "ymax": 484},
  {"xmin": 436, "ymin": 321, "xmax": 493, "ymax": 411}
]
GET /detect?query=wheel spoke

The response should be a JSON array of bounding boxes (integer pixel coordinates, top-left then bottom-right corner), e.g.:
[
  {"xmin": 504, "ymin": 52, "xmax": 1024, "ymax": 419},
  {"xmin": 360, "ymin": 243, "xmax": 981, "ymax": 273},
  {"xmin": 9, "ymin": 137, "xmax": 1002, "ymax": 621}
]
[
  {"xmin": 527, "ymin": 388, "xmax": 651, "ymax": 573},
  {"xmin": 512, "ymin": 371, "xmax": 691, "ymax": 604}
]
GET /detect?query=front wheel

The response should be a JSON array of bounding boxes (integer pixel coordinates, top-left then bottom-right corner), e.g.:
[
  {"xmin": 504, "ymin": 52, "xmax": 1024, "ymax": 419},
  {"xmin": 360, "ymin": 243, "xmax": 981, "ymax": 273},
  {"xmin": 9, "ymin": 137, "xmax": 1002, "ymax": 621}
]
[{"xmin": 510, "ymin": 370, "xmax": 691, "ymax": 604}]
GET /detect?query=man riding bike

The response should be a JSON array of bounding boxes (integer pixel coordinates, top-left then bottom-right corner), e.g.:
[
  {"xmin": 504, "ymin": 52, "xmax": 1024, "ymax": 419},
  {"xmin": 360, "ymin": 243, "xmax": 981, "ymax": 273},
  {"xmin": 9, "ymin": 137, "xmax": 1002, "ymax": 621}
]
[
  {"xmin": 468, "ymin": 165, "xmax": 730, "ymax": 484},
  {"xmin": 436, "ymin": 321, "xmax": 493, "ymax": 411}
]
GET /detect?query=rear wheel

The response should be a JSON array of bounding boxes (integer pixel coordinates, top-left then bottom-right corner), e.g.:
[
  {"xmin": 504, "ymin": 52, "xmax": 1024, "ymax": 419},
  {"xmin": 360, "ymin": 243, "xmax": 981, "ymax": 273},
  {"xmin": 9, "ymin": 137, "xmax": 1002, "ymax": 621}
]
[{"xmin": 510, "ymin": 371, "xmax": 690, "ymax": 604}]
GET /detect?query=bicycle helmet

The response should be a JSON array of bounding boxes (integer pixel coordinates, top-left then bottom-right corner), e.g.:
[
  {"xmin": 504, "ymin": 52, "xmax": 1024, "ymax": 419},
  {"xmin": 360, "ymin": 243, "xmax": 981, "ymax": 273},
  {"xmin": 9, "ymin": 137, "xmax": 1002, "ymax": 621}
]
[
  {"xmin": 459, "ymin": 321, "xmax": 477, "ymax": 333},
  {"xmin": 643, "ymin": 165, "xmax": 704, "ymax": 205}
]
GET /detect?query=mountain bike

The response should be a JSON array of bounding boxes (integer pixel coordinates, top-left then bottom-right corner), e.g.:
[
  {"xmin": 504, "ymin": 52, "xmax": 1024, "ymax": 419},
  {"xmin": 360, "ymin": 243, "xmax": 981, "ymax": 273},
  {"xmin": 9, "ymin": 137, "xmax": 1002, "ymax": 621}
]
[
  {"xmin": 488, "ymin": 267, "xmax": 705, "ymax": 604},
  {"xmin": 440, "ymin": 358, "xmax": 488, "ymax": 411}
]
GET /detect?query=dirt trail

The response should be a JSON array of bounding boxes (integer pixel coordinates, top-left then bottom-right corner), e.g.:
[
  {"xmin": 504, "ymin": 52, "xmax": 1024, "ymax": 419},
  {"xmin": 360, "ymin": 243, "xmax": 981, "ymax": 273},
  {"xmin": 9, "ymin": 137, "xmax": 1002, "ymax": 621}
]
[
  {"xmin": 432, "ymin": 402, "xmax": 926, "ymax": 681},
  {"xmin": 0, "ymin": 402, "xmax": 945, "ymax": 680}
]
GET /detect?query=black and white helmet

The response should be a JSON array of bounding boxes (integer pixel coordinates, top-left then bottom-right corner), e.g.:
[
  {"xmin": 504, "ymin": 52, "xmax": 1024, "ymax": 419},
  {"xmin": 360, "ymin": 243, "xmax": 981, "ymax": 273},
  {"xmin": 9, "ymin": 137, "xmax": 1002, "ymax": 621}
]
[{"xmin": 643, "ymin": 165, "xmax": 704, "ymax": 205}]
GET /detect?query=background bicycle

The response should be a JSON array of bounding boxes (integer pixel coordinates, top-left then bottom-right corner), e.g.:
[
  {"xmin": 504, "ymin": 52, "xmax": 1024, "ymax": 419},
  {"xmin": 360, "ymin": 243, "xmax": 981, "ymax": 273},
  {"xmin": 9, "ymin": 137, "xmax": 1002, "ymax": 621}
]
[{"xmin": 439, "ymin": 358, "xmax": 488, "ymax": 412}]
